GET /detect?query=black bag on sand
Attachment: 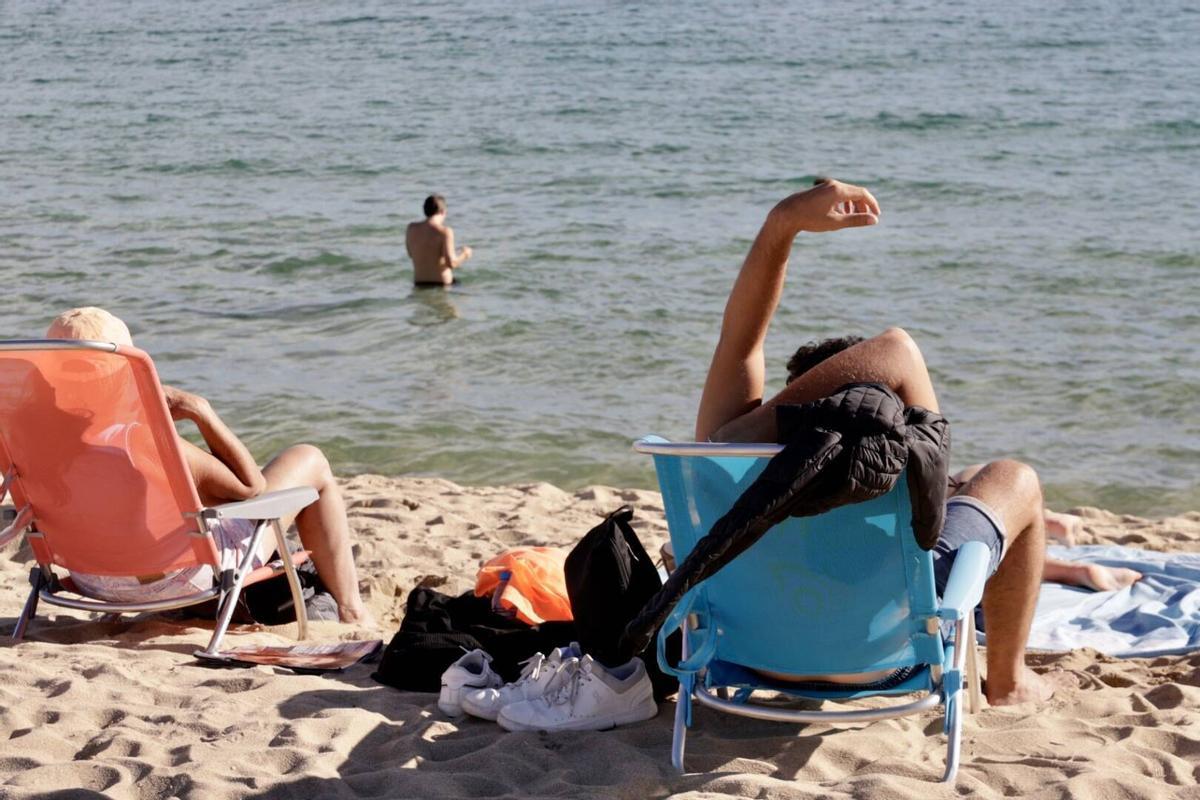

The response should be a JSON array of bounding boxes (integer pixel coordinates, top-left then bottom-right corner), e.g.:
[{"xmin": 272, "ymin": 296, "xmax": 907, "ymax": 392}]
[
  {"xmin": 241, "ymin": 559, "xmax": 340, "ymax": 624},
  {"xmin": 169, "ymin": 558, "xmax": 339, "ymax": 626},
  {"xmin": 371, "ymin": 587, "xmax": 578, "ymax": 692},
  {"xmin": 564, "ymin": 505, "xmax": 680, "ymax": 702}
]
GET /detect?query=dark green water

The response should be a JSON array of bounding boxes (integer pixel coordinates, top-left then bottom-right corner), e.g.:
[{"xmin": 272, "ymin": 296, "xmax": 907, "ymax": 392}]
[{"xmin": 2, "ymin": 2, "xmax": 1197, "ymax": 514}]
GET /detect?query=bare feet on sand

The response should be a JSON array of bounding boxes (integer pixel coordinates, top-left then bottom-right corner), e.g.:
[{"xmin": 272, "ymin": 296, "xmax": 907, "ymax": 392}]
[
  {"xmin": 986, "ymin": 667, "xmax": 1075, "ymax": 706},
  {"xmin": 1044, "ymin": 509, "xmax": 1083, "ymax": 547}
]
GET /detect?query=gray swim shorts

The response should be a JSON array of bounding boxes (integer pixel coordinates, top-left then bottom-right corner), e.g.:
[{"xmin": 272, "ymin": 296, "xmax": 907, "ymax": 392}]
[{"xmin": 931, "ymin": 495, "xmax": 1007, "ymax": 597}]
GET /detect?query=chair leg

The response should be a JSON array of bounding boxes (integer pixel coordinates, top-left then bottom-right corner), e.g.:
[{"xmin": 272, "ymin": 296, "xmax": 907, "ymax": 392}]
[
  {"xmin": 272, "ymin": 520, "xmax": 308, "ymax": 642},
  {"xmin": 966, "ymin": 615, "xmax": 982, "ymax": 714},
  {"xmin": 200, "ymin": 579, "xmax": 246, "ymax": 657},
  {"xmin": 671, "ymin": 680, "xmax": 690, "ymax": 773},
  {"xmin": 197, "ymin": 520, "xmax": 268, "ymax": 658},
  {"xmin": 12, "ymin": 568, "xmax": 44, "ymax": 642},
  {"xmin": 941, "ymin": 691, "xmax": 963, "ymax": 783}
]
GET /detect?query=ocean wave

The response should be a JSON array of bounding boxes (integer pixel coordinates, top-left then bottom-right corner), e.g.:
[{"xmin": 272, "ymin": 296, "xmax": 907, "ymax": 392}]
[
  {"xmin": 211, "ymin": 296, "xmax": 384, "ymax": 321},
  {"xmin": 1141, "ymin": 119, "xmax": 1200, "ymax": 136},
  {"xmin": 320, "ymin": 16, "xmax": 385, "ymax": 27},
  {"xmin": 478, "ymin": 138, "xmax": 554, "ymax": 157},
  {"xmin": 108, "ymin": 246, "xmax": 177, "ymax": 257},
  {"xmin": 260, "ymin": 252, "xmax": 383, "ymax": 275},
  {"xmin": 871, "ymin": 111, "xmax": 972, "ymax": 131},
  {"xmin": 1021, "ymin": 38, "xmax": 1107, "ymax": 49},
  {"xmin": 632, "ymin": 143, "xmax": 690, "ymax": 156},
  {"xmin": 142, "ymin": 158, "xmax": 277, "ymax": 175}
]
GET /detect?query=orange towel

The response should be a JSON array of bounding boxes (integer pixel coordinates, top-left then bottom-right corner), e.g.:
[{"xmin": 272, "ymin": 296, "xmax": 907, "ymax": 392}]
[{"xmin": 474, "ymin": 547, "xmax": 573, "ymax": 625}]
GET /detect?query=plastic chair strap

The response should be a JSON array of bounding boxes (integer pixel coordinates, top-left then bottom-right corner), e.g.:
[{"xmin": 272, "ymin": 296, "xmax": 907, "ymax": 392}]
[{"xmin": 656, "ymin": 587, "xmax": 719, "ymax": 678}]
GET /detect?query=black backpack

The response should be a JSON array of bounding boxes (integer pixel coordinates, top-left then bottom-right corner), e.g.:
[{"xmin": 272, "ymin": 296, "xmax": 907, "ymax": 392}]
[{"xmin": 564, "ymin": 506, "xmax": 679, "ymax": 701}]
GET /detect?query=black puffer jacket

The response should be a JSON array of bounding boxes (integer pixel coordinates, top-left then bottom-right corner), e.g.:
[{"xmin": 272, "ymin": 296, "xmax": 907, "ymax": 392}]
[{"xmin": 619, "ymin": 382, "xmax": 951, "ymax": 660}]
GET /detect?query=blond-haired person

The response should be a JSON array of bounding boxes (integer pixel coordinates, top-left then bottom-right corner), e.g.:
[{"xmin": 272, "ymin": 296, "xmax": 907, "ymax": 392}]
[{"xmin": 46, "ymin": 307, "xmax": 372, "ymax": 625}]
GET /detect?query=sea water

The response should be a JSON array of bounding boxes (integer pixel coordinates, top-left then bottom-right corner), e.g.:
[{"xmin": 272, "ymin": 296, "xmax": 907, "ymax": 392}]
[{"xmin": 1, "ymin": 2, "xmax": 1197, "ymax": 514}]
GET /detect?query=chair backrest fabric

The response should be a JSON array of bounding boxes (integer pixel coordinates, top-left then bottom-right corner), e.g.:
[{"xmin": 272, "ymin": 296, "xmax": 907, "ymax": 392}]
[
  {"xmin": 647, "ymin": 440, "xmax": 943, "ymax": 675},
  {"xmin": 0, "ymin": 341, "xmax": 215, "ymax": 575}
]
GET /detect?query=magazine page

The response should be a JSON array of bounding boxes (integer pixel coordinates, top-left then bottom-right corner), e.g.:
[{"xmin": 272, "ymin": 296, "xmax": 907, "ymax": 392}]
[{"xmin": 198, "ymin": 640, "xmax": 382, "ymax": 672}]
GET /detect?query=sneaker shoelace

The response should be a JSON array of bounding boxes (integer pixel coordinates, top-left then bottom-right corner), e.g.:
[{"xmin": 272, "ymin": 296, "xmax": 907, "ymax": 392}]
[
  {"xmin": 544, "ymin": 659, "xmax": 593, "ymax": 709},
  {"xmin": 510, "ymin": 652, "xmax": 549, "ymax": 688}
]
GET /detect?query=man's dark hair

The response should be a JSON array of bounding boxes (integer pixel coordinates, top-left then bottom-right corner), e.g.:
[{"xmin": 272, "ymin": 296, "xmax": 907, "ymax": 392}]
[
  {"xmin": 423, "ymin": 194, "xmax": 447, "ymax": 218},
  {"xmin": 785, "ymin": 335, "xmax": 865, "ymax": 384}
]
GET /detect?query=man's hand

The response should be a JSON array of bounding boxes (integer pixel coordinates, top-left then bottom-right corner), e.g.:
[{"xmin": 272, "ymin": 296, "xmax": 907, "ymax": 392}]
[
  {"xmin": 163, "ymin": 385, "xmax": 211, "ymax": 422},
  {"xmin": 461, "ymin": 245, "xmax": 473, "ymax": 261},
  {"xmin": 767, "ymin": 178, "xmax": 881, "ymax": 236}
]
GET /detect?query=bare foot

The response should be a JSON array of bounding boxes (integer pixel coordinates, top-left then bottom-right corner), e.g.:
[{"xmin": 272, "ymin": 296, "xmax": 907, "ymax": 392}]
[
  {"xmin": 1044, "ymin": 560, "xmax": 1142, "ymax": 592},
  {"xmin": 1079, "ymin": 564, "xmax": 1142, "ymax": 592},
  {"xmin": 339, "ymin": 603, "xmax": 377, "ymax": 628},
  {"xmin": 1044, "ymin": 509, "xmax": 1082, "ymax": 547},
  {"xmin": 986, "ymin": 667, "xmax": 1072, "ymax": 706}
]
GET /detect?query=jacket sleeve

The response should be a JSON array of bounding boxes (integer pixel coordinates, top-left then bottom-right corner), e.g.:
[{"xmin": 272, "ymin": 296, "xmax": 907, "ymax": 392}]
[
  {"xmin": 618, "ymin": 427, "xmax": 846, "ymax": 661},
  {"xmin": 903, "ymin": 408, "xmax": 951, "ymax": 550}
]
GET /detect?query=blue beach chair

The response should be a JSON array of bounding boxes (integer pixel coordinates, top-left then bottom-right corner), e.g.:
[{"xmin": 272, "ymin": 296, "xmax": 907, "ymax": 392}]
[{"xmin": 634, "ymin": 436, "xmax": 988, "ymax": 783}]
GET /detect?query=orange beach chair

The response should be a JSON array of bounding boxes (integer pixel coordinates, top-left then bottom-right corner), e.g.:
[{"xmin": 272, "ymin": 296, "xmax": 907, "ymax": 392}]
[{"xmin": 0, "ymin": 339, "xmax": 312, "ymax": 657}]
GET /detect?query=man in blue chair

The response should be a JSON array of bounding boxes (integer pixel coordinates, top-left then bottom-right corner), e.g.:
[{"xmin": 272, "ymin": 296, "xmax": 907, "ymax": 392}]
[{"xmin": 695, "ymin": 178, "xmax": 1063, "ymax": 706}]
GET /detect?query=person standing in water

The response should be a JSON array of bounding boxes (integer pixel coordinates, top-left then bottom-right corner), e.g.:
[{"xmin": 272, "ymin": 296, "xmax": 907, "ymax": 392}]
[{"xmin": 407, "ymin": 194, "xmax": 473, "ymax": 286}]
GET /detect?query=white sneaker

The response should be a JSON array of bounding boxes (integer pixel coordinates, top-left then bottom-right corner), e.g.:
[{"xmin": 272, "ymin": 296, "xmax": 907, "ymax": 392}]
[
  {"xmin": 438, "ymin": 649, "xmax": 503, "ymax": 716},
  {"xmin": 461, "ymin": 642, "xmax": 583, "ymax": 721},
  {"xmin": 497, "ymin": 655, "xmax": 658, "ymax": 732}
]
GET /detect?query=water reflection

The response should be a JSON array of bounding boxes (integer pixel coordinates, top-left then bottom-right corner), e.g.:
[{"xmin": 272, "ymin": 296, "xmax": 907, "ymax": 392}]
[{"xmin": 408, "ymin": 285, "xmax": 461, "ymax": 326}]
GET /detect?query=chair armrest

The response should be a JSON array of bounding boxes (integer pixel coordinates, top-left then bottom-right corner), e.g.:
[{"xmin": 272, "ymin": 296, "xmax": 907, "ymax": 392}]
[
  {"xmin": 656, "ymin": 587, "xmax": 720, "ymax": 679},
  {"xmin": 936, "ymin": 541, "xmax": 990, "ymax": 621},
  {"xmin": 207, "ymin": 487, "xmax": 318, "ymax": 521}
]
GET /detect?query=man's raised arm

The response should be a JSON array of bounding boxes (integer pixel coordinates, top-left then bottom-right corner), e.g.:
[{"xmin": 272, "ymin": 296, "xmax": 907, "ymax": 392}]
[{"xmin": 695, "ymin": 179, "xmax": 881, "ymax": 442}]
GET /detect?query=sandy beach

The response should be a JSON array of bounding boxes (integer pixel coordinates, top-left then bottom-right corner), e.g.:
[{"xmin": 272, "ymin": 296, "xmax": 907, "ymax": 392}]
[
  {"xmin": 3, "ymin": 2, "xmax": 1197, "ymax": 797},
  {"xmin": 0, "ymin": 476, "xmax": 1196, "ymax": 799}
]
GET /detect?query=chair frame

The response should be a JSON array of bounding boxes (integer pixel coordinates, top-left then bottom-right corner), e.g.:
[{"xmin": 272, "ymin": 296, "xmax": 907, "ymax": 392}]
[
  {"xmin": 635, "ymin": 437, "xmax": 987, "ymax": 784},
  {"xmin": 0, "ymin": 339, "xmax": 312, "ymax": 658}
]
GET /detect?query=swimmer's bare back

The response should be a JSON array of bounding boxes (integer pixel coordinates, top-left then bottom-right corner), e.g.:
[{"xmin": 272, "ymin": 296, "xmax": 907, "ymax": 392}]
[{"xmin": 406, "ymin": 219, "xmax": 471, "ymax": 285}]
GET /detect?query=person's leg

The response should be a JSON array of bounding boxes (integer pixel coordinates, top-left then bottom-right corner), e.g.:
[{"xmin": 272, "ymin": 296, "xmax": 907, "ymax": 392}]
[
  {"xmin": 958, "ymin": 464, "xmax": 1076, "ymax": 545},
  {"xmin": 951, "ymin": 463, "xmax": 984, "ymax": 485},
  {"xmin": 955, "ymin": 459, "xmax": 1058, "ymax": 705},
  {"xmin": 952, "ymin": 465, "xmax": 1141, "ymax": 591},
  {"xmin": 261, "ymin": 444, "xmax": 371, "ymax": 625}
]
